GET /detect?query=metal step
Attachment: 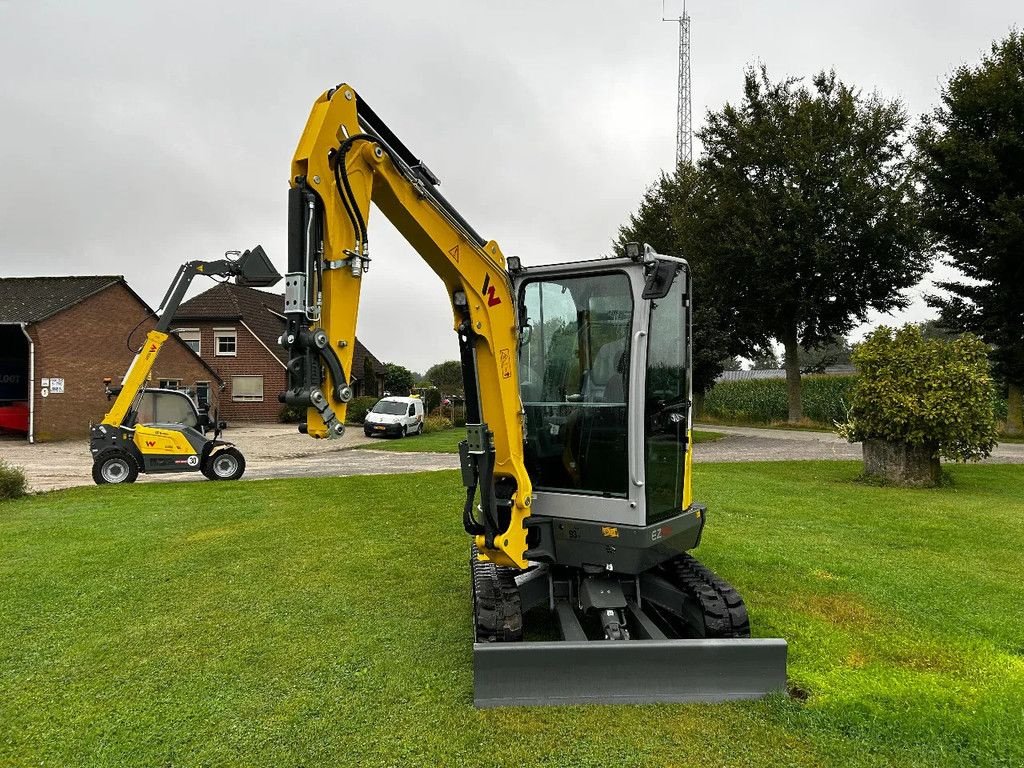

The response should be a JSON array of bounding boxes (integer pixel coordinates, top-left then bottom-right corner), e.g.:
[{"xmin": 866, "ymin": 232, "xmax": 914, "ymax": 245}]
[{"xmin": 473, "ymin": 637, "xmax": 787, "ymax": 708}]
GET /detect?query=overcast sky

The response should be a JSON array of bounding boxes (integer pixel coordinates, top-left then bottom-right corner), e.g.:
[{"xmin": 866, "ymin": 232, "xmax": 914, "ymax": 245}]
[{"xmin": 0, "ymin": 1, "xmax": 1018, "ymax": 372}]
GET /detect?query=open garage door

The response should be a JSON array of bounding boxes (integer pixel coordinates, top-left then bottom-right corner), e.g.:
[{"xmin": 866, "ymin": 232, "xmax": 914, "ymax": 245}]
[{"xmin": 0, "ymin": 325, "xmax": 31, "ymax": 439}]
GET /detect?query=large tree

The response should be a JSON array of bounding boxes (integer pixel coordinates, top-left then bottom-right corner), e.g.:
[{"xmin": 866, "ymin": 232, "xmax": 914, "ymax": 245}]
[
  {"xmin": 382, "ymin": 362, "xmax": 415, "ymax": 396},
  {"xmin": 423, "ymin": 360, "xmax": 464, "ymax": 396},
  {"xmin": 915, "ymin": 31, "xmax": 1024, "ymax": 435},
  {"xmin": 698, "ymin": 67, "xmax": 930, "ymax": 422}
]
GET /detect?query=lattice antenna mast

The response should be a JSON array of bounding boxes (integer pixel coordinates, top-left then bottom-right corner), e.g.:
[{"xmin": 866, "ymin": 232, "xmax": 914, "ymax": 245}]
[{"xmin": 663, "ymin": 1, "xmax": 693, "ymax": 167}]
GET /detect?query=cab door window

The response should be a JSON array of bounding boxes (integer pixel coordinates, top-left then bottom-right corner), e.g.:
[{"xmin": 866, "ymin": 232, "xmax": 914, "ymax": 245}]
[{"xmin": 518, "ymin": 272, "xmax": 633, "ymax": 497}]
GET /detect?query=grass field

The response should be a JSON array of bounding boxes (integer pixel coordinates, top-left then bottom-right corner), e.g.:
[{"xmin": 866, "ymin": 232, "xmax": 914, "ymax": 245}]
[
  {"xmin": 355, "ymin": 427, "xmax": 725, "ymax": 453},
  {"xmin": 2, "ymin": 463, "xmax": 1023, "ymax": 767}
]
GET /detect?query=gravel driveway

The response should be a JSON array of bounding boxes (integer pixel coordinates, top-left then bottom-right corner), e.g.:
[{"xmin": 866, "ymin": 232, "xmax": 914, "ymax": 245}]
[
  {"xmin": 0, "ymin": 424, "xmax": 457, "ymax": 492},
  {"xmin": 2, "ymin": 423, "xmax": 1021, "ymax": 493}
]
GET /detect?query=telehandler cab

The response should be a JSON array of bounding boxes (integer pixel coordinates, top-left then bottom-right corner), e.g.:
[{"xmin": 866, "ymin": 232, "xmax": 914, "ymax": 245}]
[
  {"xmin": 90, "ymin": 247, "xmax": 281, "ymax": 484},
  {"xmin": 280, "ymin": 85, "xmax": 787, "ymax": 706}
]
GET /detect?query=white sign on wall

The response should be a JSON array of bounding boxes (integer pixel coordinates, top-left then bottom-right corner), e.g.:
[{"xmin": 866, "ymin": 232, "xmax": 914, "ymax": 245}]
[
  {"xmin": 40, "ymin": 378, "xmax": 49, "ymax": 387},
  {"xmin": 49, "ymin": 378, "xmax": 64, "ymax": 394}
]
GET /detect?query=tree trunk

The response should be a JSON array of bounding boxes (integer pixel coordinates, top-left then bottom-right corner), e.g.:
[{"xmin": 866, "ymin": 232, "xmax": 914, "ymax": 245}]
[
  {"xmin": 1006, "ymin": 382, "xmax": 1023, "ymax": 436},
  {"xmin": 693, "ymin": 390, "xmax": 706, "ymax": 421},
  {"xmin": 781, "ymin": 326, "xmax": 802, "ymax": 423},
  {"xmin": 862, "ymin": 439, "xmax": 941, "ymax": 487}
]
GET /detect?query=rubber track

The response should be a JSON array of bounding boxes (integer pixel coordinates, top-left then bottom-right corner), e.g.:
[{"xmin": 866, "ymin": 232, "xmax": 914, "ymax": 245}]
[
  {"xmin": 666, "ymin": 553, "xmax": 751, "ymax": 638},
  {"xmin": 470, "ymin": 545, "xmax": 523, "ymax": 642}
]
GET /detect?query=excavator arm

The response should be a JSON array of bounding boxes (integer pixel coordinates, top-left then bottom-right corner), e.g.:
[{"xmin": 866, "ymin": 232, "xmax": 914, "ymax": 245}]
[{"xmin": 281, "ymin": 85, "xmax": 532, "ymax": 568}]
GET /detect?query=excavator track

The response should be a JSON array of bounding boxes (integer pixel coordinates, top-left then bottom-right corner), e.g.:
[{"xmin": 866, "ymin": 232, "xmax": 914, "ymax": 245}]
[
  {"xmin": 661, "ymin": 553, "xmax": 751, "ymax": 638},
  {"xmin": 471, "ymin": 545, "xmax": 523, "ymax": 643}
]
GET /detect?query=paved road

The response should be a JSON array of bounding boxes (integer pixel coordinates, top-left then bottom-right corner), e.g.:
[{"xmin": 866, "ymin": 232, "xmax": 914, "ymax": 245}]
[
  {"xmin": 3, "ymin": 423, "xmax": 1021, "ymax": 493},
  {"xmin": 694, "ymin": 424, "xmax": 1024, "ymax": 464}
]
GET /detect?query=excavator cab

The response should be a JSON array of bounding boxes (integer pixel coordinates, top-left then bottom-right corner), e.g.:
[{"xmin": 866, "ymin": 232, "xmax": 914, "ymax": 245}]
[{"xmin": 516, "ymin": 249, "xmax": 690, "ymax": 521}]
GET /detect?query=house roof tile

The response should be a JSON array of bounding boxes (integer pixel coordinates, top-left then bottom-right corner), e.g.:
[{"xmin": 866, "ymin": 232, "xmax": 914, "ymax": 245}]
[{"xmin": 0, "ymin": 275, "xmax": 122, "ymax": 324}]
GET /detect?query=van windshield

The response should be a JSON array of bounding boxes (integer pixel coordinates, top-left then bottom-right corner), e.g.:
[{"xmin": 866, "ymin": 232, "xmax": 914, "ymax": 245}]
[{"xmin": 371, "ymin": 400, "xmax": 408, "ymax": 415}]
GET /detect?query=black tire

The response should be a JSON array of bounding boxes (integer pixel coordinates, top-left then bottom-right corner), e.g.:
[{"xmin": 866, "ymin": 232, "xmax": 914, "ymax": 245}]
[
  {"xmin": 401, "ymin": 425, "xmax": 407, "ymax": 438},
  {"xmin": 92, "ymin": 449, "xmax": 139, "ymax": 485},
  {"xmin": 204, "ymin": 447, "xmax": 245, "ymax": 481}
]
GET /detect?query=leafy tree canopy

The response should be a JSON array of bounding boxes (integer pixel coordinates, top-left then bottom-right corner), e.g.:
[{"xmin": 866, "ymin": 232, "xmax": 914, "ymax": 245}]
[
  {"xmin": 382, "ymin": 363, "xmax": 415, "ymax": 396},
  {"xmin": 698, "ymin": 66, "xmax": 930, "ymax": 420},
  {"xmin": 915, "ymin": 30, "xmax": 1024, "ymax": 433},
  {"xmin": 424, "ymin": 360, "xmax": 464, "ymax": 396},
  {"xmin": 798, "ymin": 336, "xmax": 852, "ymax": 374}
]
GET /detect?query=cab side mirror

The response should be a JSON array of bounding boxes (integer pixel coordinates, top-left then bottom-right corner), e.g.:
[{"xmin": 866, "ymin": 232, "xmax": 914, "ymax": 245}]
[{"xmin": 642, "ymin": 261, "xmax": 678, "ymax": 300}]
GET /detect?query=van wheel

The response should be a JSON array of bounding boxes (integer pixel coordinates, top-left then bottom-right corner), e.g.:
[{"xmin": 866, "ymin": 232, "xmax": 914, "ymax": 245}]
[
  {"xmin": 204, "ymin": 448, "xmax": 245, "ymax": 480},
  {"xmin": 401, "ymin": 425, "xmax": 407, "ymax": 438},
  {"xmin": 92, "ymin": 449, "xmax": 139, "ymax": 485}
]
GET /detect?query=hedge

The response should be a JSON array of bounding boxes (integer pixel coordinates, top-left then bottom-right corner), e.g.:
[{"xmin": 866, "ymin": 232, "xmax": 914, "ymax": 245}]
[{"xmin": 345, "ymin": 396, "xmax": 380, "ymax": 425}]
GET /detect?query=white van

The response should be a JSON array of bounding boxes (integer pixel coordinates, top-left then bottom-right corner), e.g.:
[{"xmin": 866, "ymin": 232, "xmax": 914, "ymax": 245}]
[{"xmin": 363, "ymin": 396, "xmax": 425, "ymax": 438}]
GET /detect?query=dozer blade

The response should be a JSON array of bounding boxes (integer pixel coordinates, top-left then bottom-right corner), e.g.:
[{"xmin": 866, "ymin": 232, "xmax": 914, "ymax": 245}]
[{"xmin": 473, "ymin": 638, "xmax": 787, "ymax": 708}]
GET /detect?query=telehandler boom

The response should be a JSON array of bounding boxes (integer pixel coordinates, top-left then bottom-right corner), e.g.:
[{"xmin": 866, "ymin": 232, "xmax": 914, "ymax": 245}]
[
  {"xmin": 89, "ymin": 247, "xmax": 280, "ymax": 484},
  {"xmin": 280, "ymin": 85, "xmax": 786, "ymax": 706}
]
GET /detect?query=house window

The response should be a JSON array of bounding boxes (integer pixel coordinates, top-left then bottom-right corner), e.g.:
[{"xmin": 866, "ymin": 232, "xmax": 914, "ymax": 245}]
[
  {"xmin": 195, "ymin": 381, "xmax": 211, "ymax": 408},
  {"xmin": 175, "ymin": 328, "xmax": 201, "ymax": 355},
  {"xmin": 215, "ymin": 328, "xmax": 237, "ymax": 356},
  {"xmin": 232, "ymin": 375, "xmax": 263, "ymax": 402},
  {"xmin": 214, "ymin": 329, "xmax": 235, "ymax": 356},
  {"xmin": 158, "ymin": 379, "xmax": 181, "ymax": 390}
]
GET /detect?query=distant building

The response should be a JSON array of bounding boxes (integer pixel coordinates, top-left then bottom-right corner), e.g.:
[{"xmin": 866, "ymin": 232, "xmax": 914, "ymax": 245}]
[
  {"xmin": 172, "ymin": 283, "xmax": 384, "ymax": 422},
  {"xmin": 0, "ymin": 276, "xmax": 220, "ymax": 442}
]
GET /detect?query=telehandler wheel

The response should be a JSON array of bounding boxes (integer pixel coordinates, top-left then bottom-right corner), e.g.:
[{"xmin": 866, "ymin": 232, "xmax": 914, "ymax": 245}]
[
  {"xmin": 204, "ymin": 448, "xmax": 245, "ymax": 481},
  {"xmin": 92, "ymin": 449, "xmax": 139, "ymax": 485}
]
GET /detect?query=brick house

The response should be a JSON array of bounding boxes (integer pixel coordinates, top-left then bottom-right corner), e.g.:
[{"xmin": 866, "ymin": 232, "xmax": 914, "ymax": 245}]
[
  {"xmin": 0, "ymin": 276, "xmax": 221, "ymax": 442},
  {"xmin": 172, "ymin": 283, "xmax": 385, "ymax": 422}
]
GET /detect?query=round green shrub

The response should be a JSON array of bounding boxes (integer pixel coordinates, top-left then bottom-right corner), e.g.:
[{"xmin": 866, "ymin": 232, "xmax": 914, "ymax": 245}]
[
  {"xmin": 0, "ymin": 460, "xmax": 28, "ymax": 500},
  {"xmin": 837, "ymin": 325, "xmax": 998, "ymax": 461},
  {"xmin": 422, "ymin": 415, "xmax": 453, "ymax": 434}
]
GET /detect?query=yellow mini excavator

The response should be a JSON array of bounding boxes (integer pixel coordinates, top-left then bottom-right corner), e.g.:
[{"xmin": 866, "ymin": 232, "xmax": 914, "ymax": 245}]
[
  {"xmin": 279, "ymin": 85, "xmax": 787, "ymax": 706},
  {"xmin": 90, "ymin": 247, "xmax": 280, "ymax": 484}
]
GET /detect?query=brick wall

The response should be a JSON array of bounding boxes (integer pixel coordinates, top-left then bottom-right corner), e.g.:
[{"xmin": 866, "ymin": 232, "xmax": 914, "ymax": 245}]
[
  {"xmin": 168, "ymin": 321, "xmax": 286, "ymax": 422},
  {"xmin": 28, "ymin": 282, "xmax": 219, "ymax": 442}
]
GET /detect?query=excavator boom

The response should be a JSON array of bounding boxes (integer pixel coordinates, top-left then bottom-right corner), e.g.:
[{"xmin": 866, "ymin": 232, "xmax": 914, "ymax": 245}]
[{"xmin": 283, "ymin": 85, "xmax": 532, "ymax": 568}]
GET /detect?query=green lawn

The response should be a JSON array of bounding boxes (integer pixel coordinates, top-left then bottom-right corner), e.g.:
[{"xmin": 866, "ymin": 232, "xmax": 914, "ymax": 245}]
[
  {"xmin": 355, "ymin": 427, "xmax": 726, "ymax": 453},
  {"xmin": 2, "ymin": 463, "xmax": 1023, "ymax": 767}
]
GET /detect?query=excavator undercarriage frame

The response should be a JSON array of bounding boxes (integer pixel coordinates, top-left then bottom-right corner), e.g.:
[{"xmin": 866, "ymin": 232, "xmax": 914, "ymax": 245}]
[{"xmin": 472, "ymin": 551, "xmax": 786, "ymax": 707}]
